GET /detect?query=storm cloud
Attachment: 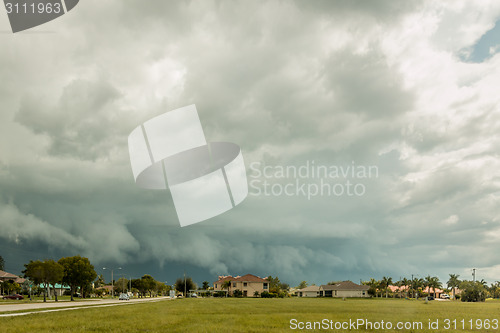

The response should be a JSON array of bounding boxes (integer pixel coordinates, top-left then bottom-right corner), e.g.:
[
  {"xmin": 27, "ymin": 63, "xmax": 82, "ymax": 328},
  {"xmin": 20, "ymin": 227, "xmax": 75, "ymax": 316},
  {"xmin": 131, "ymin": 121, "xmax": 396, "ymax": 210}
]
[{"xmin": 1, "ymin": 0, "xmax": 500, "ymax": 286}]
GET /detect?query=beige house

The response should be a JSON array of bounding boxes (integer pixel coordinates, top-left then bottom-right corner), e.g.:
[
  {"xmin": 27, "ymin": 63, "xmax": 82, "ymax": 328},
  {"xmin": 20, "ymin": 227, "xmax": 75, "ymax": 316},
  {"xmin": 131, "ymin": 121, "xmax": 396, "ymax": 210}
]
[
  {"xmin": 296, "ymin": 285, "xmax": 320, "ymax": 297},
  {"xmin": 320, "ymin": 281, "xmax": 370, "ymax": 298},
  {"xmin": 213, "ymin": 274, "xmax": 269, "ymax": 297}
]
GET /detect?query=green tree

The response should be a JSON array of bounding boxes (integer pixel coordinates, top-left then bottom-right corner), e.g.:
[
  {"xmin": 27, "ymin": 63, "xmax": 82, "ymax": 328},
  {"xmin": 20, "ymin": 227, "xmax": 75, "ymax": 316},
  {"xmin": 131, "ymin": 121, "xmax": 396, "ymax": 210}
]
[
  {"xmin": 175, "ymin": 276, "xmax": 196, "ymax": 296},
  {"xmin": 23, "ymin": 260, "xmax": 47, "ymax": 302},
  {"xmin": 221, "ymin": 280, "xmax": 231, "ymax": 297},
  {"xmin": 132, "ymin": 278, "xmax": 146, "ymax": 297},
  {"xmin": 0, "ymin": 255, "xmax": 4, "ymax": 271},
  {"xmin": 460, "ymin": 280, "xmax": 486, "ymax": 302},
  {"xmin": 428, "ymin": 276, "xmax": 442, "ymax": 298},
  {"xmin": 141, "ymin": 275, "xmax": 157, "ymax": 297},
  {"xmin": 380, "ymin": 276, "xmax": 393, "ymax": 298},
  {"xmin": 114, "ymin": 277, "xmax": 129, "ymax": 294},
  {"xmin": 297, "ymin": 281, "xmax": 308, "ymax": 289},
  {"xmin": 362, "ymin": 279, "xmax": 380, "ymax": 297},
  {"xmin": 202, "ymin": 281, "xmax": 210, "ymax": 290},
  {"xmin": 45, "ymin": 260, "xmax": 64, "ymax": 302},
  {"xmin": 401, "ymin": 278, "xmax": 411, "ymax": 298},
  {"xmin": 267, "ymin": 276, "xmax": 282, "ymax": 294},
  {"xmin": 94, "ymin": 274, "xmax": 105, "ymax": 288},
  {"xmin": 58, "ymin": 255, "xmax": 97, "ymax": 301}
]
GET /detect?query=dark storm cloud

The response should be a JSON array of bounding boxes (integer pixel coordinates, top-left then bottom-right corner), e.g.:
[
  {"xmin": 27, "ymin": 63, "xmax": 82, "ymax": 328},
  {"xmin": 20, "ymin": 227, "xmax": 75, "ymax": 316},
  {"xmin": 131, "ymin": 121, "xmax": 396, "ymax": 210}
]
[{"xmin": 1, "ymin": 0, "xmax": 500, "ymax": 285}]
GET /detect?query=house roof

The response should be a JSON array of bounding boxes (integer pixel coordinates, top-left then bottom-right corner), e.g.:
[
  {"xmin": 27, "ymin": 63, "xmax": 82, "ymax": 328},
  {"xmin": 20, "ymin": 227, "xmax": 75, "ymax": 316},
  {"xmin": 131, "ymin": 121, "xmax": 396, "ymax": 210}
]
[
  {"xmin": 320, "ymin": 281, "xmax": 369, "ymax": 291},
  {"xmin": 0, "ymin": 270, "xmax": 19, "ymax": 279},
  {"xmin": 297, "ymin": 285, "xmax": 320, "ymax": 292},
  {"xmin": 214, "ymin": 274, "xmax": 267, "ymax": 284}
]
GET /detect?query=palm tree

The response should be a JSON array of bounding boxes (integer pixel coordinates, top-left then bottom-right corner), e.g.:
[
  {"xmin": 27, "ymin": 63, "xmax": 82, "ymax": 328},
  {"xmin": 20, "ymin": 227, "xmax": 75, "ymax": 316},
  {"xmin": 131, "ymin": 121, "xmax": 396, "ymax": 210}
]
[
  {"xmin": 381, "ymin": 277, "xmax": 393, "ymax": 298},
  {"xmin": 424, "ymin": 275, "xmax": 433, "ymax": 297},
  {"xmin": 429, "ymin": 276, "xmax": 442, "ymax": 298},
  {"xmin": 413, "ymin": 278, "xmax": 424, "ymax": 299},
  {"xmin": 221, "ymin": 280, "xmax": 231, "ymax": 297},
  {"xmin": 447, "ymin": 274, "xmax": 460, "ymax": 300},
  {"xmin": 364, "ymin": 278, "xmax": 380, "ymax": 297},
  {"xmin": 401, "ymin": 278, "xmax": 411, "ymax": 298}
]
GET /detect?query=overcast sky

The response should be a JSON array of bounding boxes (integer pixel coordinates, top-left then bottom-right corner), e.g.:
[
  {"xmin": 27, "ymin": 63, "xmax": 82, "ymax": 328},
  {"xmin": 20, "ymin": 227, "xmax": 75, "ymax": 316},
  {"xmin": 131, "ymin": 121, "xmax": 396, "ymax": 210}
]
[{"xmin": 1, "ymin": 0, "xmax": 500, "ymax": 287}]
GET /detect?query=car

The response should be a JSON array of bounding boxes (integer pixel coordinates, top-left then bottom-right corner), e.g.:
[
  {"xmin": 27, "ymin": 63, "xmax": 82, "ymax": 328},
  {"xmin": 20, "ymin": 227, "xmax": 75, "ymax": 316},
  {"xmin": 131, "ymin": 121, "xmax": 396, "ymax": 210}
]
[
  {"xmin": 118, "ymin": 293, "xmax": 130, "ymax": 300},
  {"xmin": 191, "ymin": 293, "xmax": 198, "ymax": 298},
  {"xmin": 441, "ymin": 294, "xmax": 450, "ymax": 299},
  {"xmin": 427, "ymin": 296, "xmax": 434, "ymax": 301},
  {"xmin": 3, "ymin": 294, "xmax": 24, "ymax": 300}
]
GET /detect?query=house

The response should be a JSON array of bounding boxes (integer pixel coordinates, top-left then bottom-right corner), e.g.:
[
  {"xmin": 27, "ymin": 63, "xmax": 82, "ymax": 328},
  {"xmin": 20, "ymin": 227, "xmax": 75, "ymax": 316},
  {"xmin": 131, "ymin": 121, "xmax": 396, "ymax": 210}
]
[
  {"xmin": 0, "ymin": 270, "xmax": 25, "ymax": 295},
  {"xmin": 213, "ymin": 274, "xmax": 269, "ymax": 297},
  {"xmin": 319, "ymin": 281, "xmax": 370, "ymax": 298},
  {"xmin": 296, "ymin": 285, "xmax": 320, "ymax": 297},
  {"xmin": 0, "ymin": 270, "xmax": 19, "ymax": 283}
]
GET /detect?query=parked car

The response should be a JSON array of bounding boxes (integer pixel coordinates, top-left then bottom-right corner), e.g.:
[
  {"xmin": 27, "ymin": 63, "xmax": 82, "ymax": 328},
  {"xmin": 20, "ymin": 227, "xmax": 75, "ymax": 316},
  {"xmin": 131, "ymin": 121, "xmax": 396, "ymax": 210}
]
[
  {"xmin": 118, "ymin": 293, "xmax": 130, "ymax": 300},
  {"xmin": 3, "ymin": 294, "xmax": 24, "ymax": 300},
  {"xmin": 191, "ymin": 293, "xmax": 198, "ymax": 298},
  {"xmin": 441, "ymin": 294, "xmax": 450, "ymax": 299},
  {"xmin": 427, "ymin": 296, "xmax": 434, "ymax": 301}
]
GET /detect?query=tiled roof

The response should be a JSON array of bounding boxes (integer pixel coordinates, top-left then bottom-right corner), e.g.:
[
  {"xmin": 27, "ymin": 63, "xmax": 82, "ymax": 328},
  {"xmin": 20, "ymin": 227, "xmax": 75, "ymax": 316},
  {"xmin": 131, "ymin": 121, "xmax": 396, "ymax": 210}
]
[
  {"xmin": 214, "ymin": 274, "xmax": 267, "ymax": 284},
  {"xmin": 320, "ymin": 281, "xmax": 369, "ymax": 291},
  {"xmin": 297, "ymin": 285, "xmax": 320, "ymax": 292},
  {"xmin": 0, "ymin": 270, "xmax": 19, "ymax": 279}
]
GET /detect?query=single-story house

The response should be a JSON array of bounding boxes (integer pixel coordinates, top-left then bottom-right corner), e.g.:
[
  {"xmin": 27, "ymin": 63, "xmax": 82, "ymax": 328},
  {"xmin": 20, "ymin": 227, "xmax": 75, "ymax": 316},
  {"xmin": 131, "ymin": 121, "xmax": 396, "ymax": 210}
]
[
  {"xmin": 213, "ymin": 274, "xmax": 269, "ymax": 297},
  {"xmin": 296, "ymin": 285, "xmax": 320, "ymax": 297},
  {"xmin": 320, "ymin": 281, "xmax": 370, "ymax": 298},
  {"xmin": 39, "ymin": 283, "xmax": 71, "ymax": 297}
]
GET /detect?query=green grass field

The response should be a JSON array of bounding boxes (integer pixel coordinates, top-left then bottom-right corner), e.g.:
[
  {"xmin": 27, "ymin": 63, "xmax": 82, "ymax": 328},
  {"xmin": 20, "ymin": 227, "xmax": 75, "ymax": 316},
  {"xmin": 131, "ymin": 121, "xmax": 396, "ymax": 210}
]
[{"xmin": 1, "ymin": 298, "xmax": 500, "ymax": 332}]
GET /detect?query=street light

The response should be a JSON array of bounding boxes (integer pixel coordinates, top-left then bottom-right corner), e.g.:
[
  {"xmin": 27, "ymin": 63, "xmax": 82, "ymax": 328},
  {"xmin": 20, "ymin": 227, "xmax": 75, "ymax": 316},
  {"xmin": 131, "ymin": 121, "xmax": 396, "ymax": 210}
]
[{"xmin": 103, "ymin": 267, "xmax": 122, "ymax": 298}]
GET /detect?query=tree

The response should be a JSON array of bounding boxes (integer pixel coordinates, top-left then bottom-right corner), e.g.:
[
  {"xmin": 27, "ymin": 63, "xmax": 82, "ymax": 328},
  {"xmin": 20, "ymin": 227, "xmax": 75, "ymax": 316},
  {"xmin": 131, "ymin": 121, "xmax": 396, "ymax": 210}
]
[
  {"xmin": 412, "ymin": 278, "xmax": 424, "ymax": 299},
  {"xmin": 202, "ymin": 281, "xmax": 210, "ymax": 290},
  {"xmin": 401, "ymin": 278, "xmax": 411, "ymax": 298},
  {"xmin": 363, "ymin": 279, "xmax": 379, "ymax": 297},
  {"xmin": 45, "ymin": 260, "xmax": 64, "ymax": 302},
  {"xmin": 297, "ymin": 281, "xmax": 308, "ymax": 289},
  {"xmin": 132, "ymin": 278, "xmax": 146, "ymax": 297},
  {"xmin": 58, "ymin": 255, "xmax": 97, "ymax": 301},
  {"xmin": 0, "ymin": 255, "xmax": 4, "ymax": 271},
  {"xmin": 380, "ymin": 277, "xmax": 393, "ymax": 298},
  {"xmin": 428, "ymin": 276, "xmax": 442, "ymax": 298},
  {"xmin": 175, "ymin": 276, "xmax": 196, "ymax": 296},
  {"xmin": 141, "ymin": 275, "xmax": 157, "ymax": 297},
  {"xmin": 94, "ymin": 274, "xmax": 105, "ymax": 288},
  {"xmin": 114, "ymin": 277, "xmax": 129, "ymax": 294},
  {"xmin": 23, "ymin": 260, "xmax": 47, "ymax": 302},
  {"xmin": 221, "ymin": 280, "xmax": 231, "ymax": 297},
  {"xmin": 267, "ymin": 276, "xmax": 282, "ymax": 294},
  {"xmin": 460, "ymin": 281, "xmax": 486, "ymax": 302}
]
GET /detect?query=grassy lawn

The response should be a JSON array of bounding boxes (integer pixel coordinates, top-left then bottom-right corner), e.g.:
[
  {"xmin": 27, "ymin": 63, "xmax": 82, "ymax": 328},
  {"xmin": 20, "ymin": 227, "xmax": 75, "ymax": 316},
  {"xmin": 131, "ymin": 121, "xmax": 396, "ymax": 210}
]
[{"xmin": 1, "ymin": 297, "xmax": 500, "ymax": 332}]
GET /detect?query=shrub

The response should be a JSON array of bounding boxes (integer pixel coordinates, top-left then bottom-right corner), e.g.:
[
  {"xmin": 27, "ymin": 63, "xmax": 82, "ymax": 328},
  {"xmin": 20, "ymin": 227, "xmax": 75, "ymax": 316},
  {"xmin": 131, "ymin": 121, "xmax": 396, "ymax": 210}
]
[{"xmin": 233, "ymin": 289, "xmax": 243, "ymax": 298}]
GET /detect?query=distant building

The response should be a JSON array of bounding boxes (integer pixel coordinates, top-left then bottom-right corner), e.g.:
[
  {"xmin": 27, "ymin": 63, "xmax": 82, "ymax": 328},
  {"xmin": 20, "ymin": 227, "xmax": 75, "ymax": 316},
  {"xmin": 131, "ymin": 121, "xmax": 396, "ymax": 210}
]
[
  {"xmin": 0, "ymin": 270, "xmax": 26, "ymax": 295},
  {"xmin": 213, "ymin": 274, "xmax": 269, "ymax": 297},
  {"xmin": 296, "ymin": 285, "xmax": 320, "ymax": 297},
  {"xmin": 319, "ymin": 281, "xmax": 370, "ymax": 298}
]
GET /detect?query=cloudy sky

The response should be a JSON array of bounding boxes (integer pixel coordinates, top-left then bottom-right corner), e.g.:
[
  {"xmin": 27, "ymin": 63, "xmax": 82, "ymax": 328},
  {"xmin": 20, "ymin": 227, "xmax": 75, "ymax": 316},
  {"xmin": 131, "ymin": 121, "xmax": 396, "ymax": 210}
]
[{"xmin": 1, "ymin": 0, "xmax": 500, "ymax": 287}]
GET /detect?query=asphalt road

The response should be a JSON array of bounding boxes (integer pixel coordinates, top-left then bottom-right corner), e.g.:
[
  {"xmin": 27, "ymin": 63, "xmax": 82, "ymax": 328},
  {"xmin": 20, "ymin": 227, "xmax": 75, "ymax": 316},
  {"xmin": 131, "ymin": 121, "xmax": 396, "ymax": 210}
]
[{"xmin": 0, "ymin": 296, "xmax": 171, "ymax": 317}]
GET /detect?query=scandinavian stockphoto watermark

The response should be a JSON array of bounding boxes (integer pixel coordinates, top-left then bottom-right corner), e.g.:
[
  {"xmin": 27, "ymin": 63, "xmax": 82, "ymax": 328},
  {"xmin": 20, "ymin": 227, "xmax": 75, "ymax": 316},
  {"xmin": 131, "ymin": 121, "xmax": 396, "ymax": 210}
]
[
  {"xmin": 4, "ymin": 0, "xmax": 79, "ymax": 33},
  {"xmin": 127, "ymin": 105, "xmax": 248, "ymax": 228},
  {"xmin": 249, "ymin": 160, "xmax": 378, "ymax": 199}
]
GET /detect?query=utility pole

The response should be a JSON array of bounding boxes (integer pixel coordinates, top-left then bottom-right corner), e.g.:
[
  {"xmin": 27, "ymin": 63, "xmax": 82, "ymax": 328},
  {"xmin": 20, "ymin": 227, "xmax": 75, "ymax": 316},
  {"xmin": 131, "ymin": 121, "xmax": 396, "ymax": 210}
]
[
  {"xmin": 184, "ymin": 270, "xmax": 187, "ymax": 297},
  {"xmin": 103, "ymin": 267, "xmax": 122, "ymax": 298},
  {"xmin": 472, "ymin": 269, "xmax": 476, "ymax": 283},
  {"xmin": 411, "ymin": 274, "xmax": 414, "ymax": 299}
]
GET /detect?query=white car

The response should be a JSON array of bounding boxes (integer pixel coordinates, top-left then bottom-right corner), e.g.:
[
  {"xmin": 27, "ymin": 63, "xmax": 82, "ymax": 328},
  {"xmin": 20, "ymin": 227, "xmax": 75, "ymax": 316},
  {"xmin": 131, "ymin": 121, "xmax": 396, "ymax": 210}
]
[{"xmin": 441, "ymin": 294, "xmax": 450, "ymax": 299}]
